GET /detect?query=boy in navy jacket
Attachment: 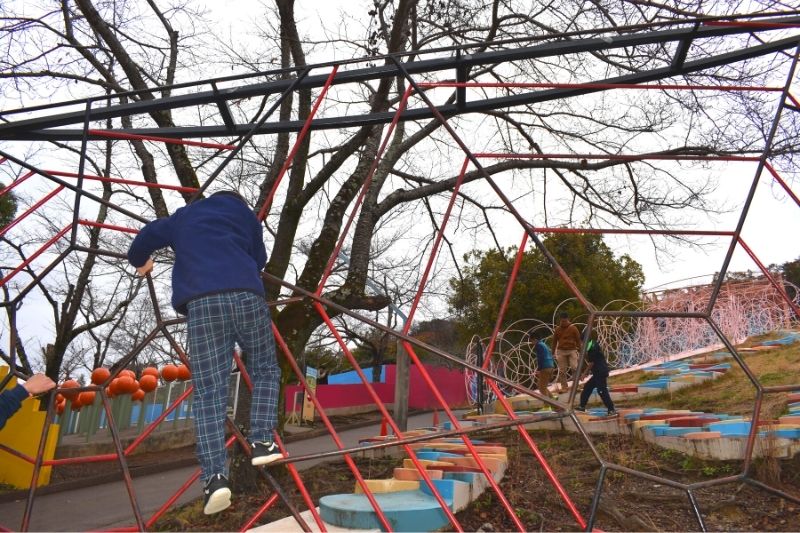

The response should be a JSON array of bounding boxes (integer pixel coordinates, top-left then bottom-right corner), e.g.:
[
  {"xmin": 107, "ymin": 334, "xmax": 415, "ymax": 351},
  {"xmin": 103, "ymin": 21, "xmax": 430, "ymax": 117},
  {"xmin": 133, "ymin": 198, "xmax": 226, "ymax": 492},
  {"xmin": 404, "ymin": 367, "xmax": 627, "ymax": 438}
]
[
  {"xmin": 128, "ymin": 191, "xmax": 281, "ymax": 515},
  {"xmin": 576, "ymin": 336, "xmax": 617, "ymax": 417}
]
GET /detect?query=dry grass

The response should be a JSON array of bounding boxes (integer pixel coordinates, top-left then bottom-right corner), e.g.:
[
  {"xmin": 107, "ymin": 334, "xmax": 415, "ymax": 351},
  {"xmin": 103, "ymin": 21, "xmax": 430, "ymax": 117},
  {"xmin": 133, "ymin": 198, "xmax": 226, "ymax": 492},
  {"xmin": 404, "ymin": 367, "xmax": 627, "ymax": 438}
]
[{"xmin": 609, "ymin": 331, "xmax": 800, "ymax": 416}]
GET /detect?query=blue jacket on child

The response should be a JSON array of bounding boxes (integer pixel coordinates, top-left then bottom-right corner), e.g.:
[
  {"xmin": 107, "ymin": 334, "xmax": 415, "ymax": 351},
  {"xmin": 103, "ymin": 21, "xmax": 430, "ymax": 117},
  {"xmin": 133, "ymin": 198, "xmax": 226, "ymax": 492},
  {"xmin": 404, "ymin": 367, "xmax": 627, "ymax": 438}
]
[
  {"xmin": 127, "ymin": 192, "xmax": 268, "ymax": 315},
  {"xmin": 0, "ymin": 384, "xmax": 28, "ymax": 430}
]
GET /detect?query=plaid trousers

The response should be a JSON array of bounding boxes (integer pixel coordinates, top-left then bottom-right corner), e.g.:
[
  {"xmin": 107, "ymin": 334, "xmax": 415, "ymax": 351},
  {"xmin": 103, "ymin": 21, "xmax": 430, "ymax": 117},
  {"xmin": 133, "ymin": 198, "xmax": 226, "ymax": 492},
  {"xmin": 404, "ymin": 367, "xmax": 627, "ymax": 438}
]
[{"xmin": 186, "ymin": 291, "xmax": 280, "ymax": 481}]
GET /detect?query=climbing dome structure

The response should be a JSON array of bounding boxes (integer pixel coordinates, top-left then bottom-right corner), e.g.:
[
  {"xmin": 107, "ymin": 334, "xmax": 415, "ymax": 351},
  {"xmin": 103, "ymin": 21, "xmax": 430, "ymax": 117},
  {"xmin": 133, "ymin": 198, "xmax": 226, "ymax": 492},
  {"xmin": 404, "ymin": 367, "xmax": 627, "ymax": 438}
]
[{"xmin": 1, "ymin": 10, "xmax": 799, "ymax": 532}]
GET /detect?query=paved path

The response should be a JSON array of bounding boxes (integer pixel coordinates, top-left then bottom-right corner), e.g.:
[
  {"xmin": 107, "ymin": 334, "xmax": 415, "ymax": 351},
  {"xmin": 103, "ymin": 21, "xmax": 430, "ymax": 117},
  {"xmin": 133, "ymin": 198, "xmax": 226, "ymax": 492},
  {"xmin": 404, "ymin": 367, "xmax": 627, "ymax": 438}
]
[{"xmin": 0, "ymin": 411, "xmax": 448, "ymax": 531}]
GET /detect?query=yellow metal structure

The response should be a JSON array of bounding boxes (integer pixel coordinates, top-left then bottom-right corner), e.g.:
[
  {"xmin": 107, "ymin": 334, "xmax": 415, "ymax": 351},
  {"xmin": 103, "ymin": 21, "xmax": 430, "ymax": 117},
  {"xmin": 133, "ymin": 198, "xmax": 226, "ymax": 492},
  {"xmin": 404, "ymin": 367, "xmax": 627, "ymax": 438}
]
[{"xmin": 0, "ymin": 366, "xmax": 59, "ymax": 488}]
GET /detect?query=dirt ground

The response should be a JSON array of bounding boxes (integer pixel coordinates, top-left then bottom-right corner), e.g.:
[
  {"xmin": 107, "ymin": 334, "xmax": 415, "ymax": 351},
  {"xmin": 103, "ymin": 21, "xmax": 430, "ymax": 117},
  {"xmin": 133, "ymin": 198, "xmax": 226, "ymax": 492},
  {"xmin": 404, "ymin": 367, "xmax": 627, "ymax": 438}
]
[{"xmin": 149, "ymin": 428, "xmax": 800, "ymax": 532}]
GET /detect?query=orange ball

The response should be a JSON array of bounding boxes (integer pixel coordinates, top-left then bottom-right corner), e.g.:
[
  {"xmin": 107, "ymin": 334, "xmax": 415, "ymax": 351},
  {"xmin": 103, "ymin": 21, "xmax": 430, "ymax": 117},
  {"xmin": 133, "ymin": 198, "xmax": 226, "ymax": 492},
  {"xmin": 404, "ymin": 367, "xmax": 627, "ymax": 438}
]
[
  {"xmin": 61, "ymin": 379, "xmax": 80, "ymax": 400},
  {"xmin": 55, "ymin": 393, "xmax": 65, "ymax": 404},
  {"xmin": 139, "ymin": 374, "xmax": 158, "ymax": 393},
  {"xmin": 56, "ymin": 402, "xmax": 65, "ymax": 415},
  {"xmin": 141, "ymin": 367, "xmax": 159, "ymax": 378},
  {"xmin": 132, "ymin": 389, "xmax": 145, "ymax": 402},
  {"xmin": 177, "ymin": 365, "xmax": 191, "ymax": 381},
  {"xmin": 91, "ymin": 367, "xmax": 111, "ymax": 385},
  {"xmin": 70, "ymin": 396, "xmax": 83, "ymax": 410},
  {"xmin": 116, "ymin": 376, "xmax": 135, "ymax": 394},
  {"xmin": 161, "ymin": 364, "xmax": 179, "ymax": 382},
  {"xmin": 120, "ymin": 369, "xmax": 136, "ymax": 380},
  {"xmin": 78, "ymin": 391, "xmax": 96, "ymax": 406}
]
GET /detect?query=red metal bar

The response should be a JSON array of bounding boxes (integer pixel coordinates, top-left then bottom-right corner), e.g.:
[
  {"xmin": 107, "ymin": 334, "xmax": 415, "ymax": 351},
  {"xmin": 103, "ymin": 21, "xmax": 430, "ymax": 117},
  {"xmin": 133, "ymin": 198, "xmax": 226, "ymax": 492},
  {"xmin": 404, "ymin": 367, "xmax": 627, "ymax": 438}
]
[
  {"xmin": 46, "ymin": 169, "xmax": 199, "ymax": 193},
  {"xmin": 239, "ymin": 493, "xmax": 280, "ymax": 532},
  {"xmin": 315, "ymin": 85, "xmax": 415, "ymax": 294},
  {"xmin": 272, "ymin": 325, "xmax": 396, "ymax": 533},
  {"xmin": 737, "ymin": 237, "xmax": 800, "ymax": 318},
  {"xmin": 44, "ymin": 453, "xmax": 119, "ymax": 466},
  {"xmin": 472, "ymin": 152, "xmax": 760, "ymax": 162},
  {"xmin": 703, "ymin": 20, "xmax": 800, "ymax": 29},
  {"xmin": 313, "ymin": 303, "xmax": 465, "ymax": 532},
  {"xmin": 78, "ymin": 219, "xmax": 140, "ymax": 235},
  {"xmin": 145, "ymin": 468, "xmax": 202, "ymax": 529},
  {"xmin": 530, "ymin": 226, "xmax": 735, "ymax": 237},
  {"xmin": 87, "ymin": 129, "xmax": 236, "ymax": 150},
  {"xmin": 0, "ymin": 443, "xmax": 36, "ymax": 464},
  {"xmin": 0, "ymin": 223, "xmax": 72, "ymax": 287},
  {"xmin": 401, "ymin": 156, "xmax": 470, "ymax": 322},
  {"xmin": 393, "ymin": 142, "xmax": 587, "ymax": 527},
  {"xmin": 274, "ymin": 433, "xmax": 327, "ymax": 532},
  {"xmin": 392, "ymin": 160, "xmax": 583, "ymax": 528},
  {"xmin": 258, "ymin": 67, "xmax": 340, "ymax": 221},
  {"xmin": 124, "ymin": 385, "xmax": 194, "ymax": 455},
  {"xmin": 420, "ymin": 81, "xmax": 785, "ymax": 92},
  {"xmin": 144, "ymin": 435, "xmax": 235, "ymax": 528},
  {"xmin": 0, "ymin": 185, "xmax": 64, "ymax": 238},
  {"xmin": 230, "ymin": 349, "xmax": 326, "ymax": 531},
  {"xmin": 763, "ymin": 162, "xmax": 800, "ymax": 207},
  {"xmin": 789, "ymin": 92, "xmax": 800, "ymax": 108},
  {"xmin": 395, "ymin": 337, "xmax": 527, "ymax": 532},
  {"xmin": 0, "ymin": 170, "xmax": 35, "ymax": 197},
  {"xmin": 232, "ymin": 350, "xmax": 253, "ymax": 390},
  {"xmin": 482, "ymin": 232, "xmax": 529, "ymax": 364}
]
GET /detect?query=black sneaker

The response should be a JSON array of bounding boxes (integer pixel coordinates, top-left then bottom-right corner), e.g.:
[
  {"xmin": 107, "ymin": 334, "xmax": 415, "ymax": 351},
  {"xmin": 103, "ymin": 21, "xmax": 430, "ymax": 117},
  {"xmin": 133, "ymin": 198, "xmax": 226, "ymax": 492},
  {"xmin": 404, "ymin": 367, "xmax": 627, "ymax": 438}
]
[
  {"xmin": 574, "ymin": 406, "xmax": 586, "ymax": 412},
  {"xmin": 251, "ymin": 440, "xmax": 282, "ymax": 466},
  {"xmin": 203, "ymin": 474, "xmax": 231, "ymax": 515},
  {"xmin": 607, "ymin": 410, "xmax": 618, "ymax": 417}
]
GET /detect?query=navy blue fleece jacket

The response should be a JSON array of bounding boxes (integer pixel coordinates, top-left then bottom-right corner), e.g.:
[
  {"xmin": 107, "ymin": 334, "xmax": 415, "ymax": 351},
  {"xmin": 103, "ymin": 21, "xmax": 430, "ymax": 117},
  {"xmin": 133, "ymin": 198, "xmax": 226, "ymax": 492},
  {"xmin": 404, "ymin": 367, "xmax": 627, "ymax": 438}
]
[
  {"xmin": 127, "ymin": 192, "xmax": 268, "ymax": 315},
  {"xmin": 0, "ymin": 384, "xmax": 28, "ymax": 430}
]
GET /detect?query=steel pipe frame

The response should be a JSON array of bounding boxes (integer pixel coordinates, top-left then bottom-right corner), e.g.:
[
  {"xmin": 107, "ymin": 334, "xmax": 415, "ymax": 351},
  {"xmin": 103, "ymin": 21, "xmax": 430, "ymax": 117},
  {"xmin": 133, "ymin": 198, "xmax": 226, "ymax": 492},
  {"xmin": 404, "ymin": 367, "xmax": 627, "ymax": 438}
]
[
  {"xmin": 257, "ymin": 67, "xmax": 337, "ymax": 221},
  {"xmin": 2, "ymin": 18, "xmax": 799, "ymax": 533},
  {"xmin": 1, "ymin": 17, "xmax": 798, "ymax": 141},
  {"xmin": 302, "ymin": 80, "xmax": 567, "ymax": 529},
  {"xmin": 270, "ymin": 325, "xmax": 395, "ymax": 532},
  {"xmin": 2, "ymin": 9, "xmax": 799, "ymax": 124},
  {"xmin": 229, "ymin": 352, "xmax": 325, "ymax": 532},
  {"xmin": 391, "ymin": 53, "xmax": 800, "ymax": 530}
]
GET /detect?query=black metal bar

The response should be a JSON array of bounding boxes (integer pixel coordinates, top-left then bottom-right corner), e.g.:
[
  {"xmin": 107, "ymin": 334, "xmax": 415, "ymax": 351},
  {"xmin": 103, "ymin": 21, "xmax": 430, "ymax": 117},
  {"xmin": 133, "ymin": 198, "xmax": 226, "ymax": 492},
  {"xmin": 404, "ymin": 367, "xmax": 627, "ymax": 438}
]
[
  {"xmin": 743, "ymin": 476, "xmax": 800, "ymax": 505},
  {"xmin": 388, "ymin": 55, "xmax": 597, "ymax": 312},
  {"xmin": 262, "ymin": 272, "xmax": 567, "ymax": 409},
  {"xmin": 69, "ymin": 101, "xmax": 93, "ymax": 246},
  {"xmin": 2, "ymin": 21, "xmax": 798, "ymax": 138},
  {"xmin": 0, "ymin": 150, "xmax": 148, "ymax": 224},
  {"xmin": 99, "ymin": 390, "xmax": 147, "ymax": 530},
  {"xmin": 476, "ymin": 342, "xmax": 484, "ymax": 414},
  {"xmin": 687, "ymin": 489, "xmax": 707, "ymax": 532},
  {"xmin": 586, "ymin": 466, "xmax": 607, "ymax": 531},
  {"xmin": 6, "ymin": 248, "xmax": 73, "ymax": 308},
  {"xmin": 455, "ymin": 50, "xmax": 468, "ymax": 111},
  {"xmin": 70, "ymin": 244, "xmax": 128, "ymax": 260},
  {"xmin": 20, "ymin": 388, "xmax": 56, "ymax": 531},
  {"xmin": 211, "ymin": 82, "xmax": 236, "ymax": 132},
  {"xmin": 224, "ymin": 418, "xmax": 312, "ymax": 533},
  {"xmin": 705, "ymin": 42, "xmax": 800, "ymax": 311},
  {"xmin": 671, "ymin": 22, "xmax": 700, "ymax": 69},
  {"xmin": 1, "ymin": 11, "xmax": 798, "ymax": 121},
  {"xmin": 188, "ymin": 67, "xmax": 313, "ymax": 202},
  {"xmin": 269, "ymin": 411, "xmax": 562, "ymax": 467}
]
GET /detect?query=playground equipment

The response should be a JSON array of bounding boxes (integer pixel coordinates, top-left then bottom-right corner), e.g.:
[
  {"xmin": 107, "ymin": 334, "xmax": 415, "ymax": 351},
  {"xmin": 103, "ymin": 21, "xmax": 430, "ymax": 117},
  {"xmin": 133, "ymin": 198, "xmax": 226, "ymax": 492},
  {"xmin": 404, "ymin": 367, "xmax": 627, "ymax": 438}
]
[{"xmin": 1, "ymin": 11, "xmax": 799, "ymax": 532}]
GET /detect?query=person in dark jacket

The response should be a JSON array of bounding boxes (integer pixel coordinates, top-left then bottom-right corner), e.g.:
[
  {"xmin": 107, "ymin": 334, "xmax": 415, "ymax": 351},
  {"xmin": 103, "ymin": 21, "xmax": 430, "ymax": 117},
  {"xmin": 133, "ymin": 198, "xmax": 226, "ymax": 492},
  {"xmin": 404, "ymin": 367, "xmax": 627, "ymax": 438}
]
[
  {"xmin": 0, "ymin": 373, "xmax": 56, "ymax": 430},
  {"xmin": 575, "ymin": 336, "xmax": 617, "ymax": 416},
  {"xmin": 127, "ymin": 190, "xmax": 281, "ymax": 515}
]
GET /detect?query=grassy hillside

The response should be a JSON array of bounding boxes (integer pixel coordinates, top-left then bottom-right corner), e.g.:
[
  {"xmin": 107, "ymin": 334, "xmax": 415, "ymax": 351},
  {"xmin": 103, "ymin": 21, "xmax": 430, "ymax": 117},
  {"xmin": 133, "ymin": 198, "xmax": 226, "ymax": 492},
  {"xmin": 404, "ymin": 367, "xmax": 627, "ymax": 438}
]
[{"xmin": 608, "ymin": 331, "xmax": 800, "ymax": 418}]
